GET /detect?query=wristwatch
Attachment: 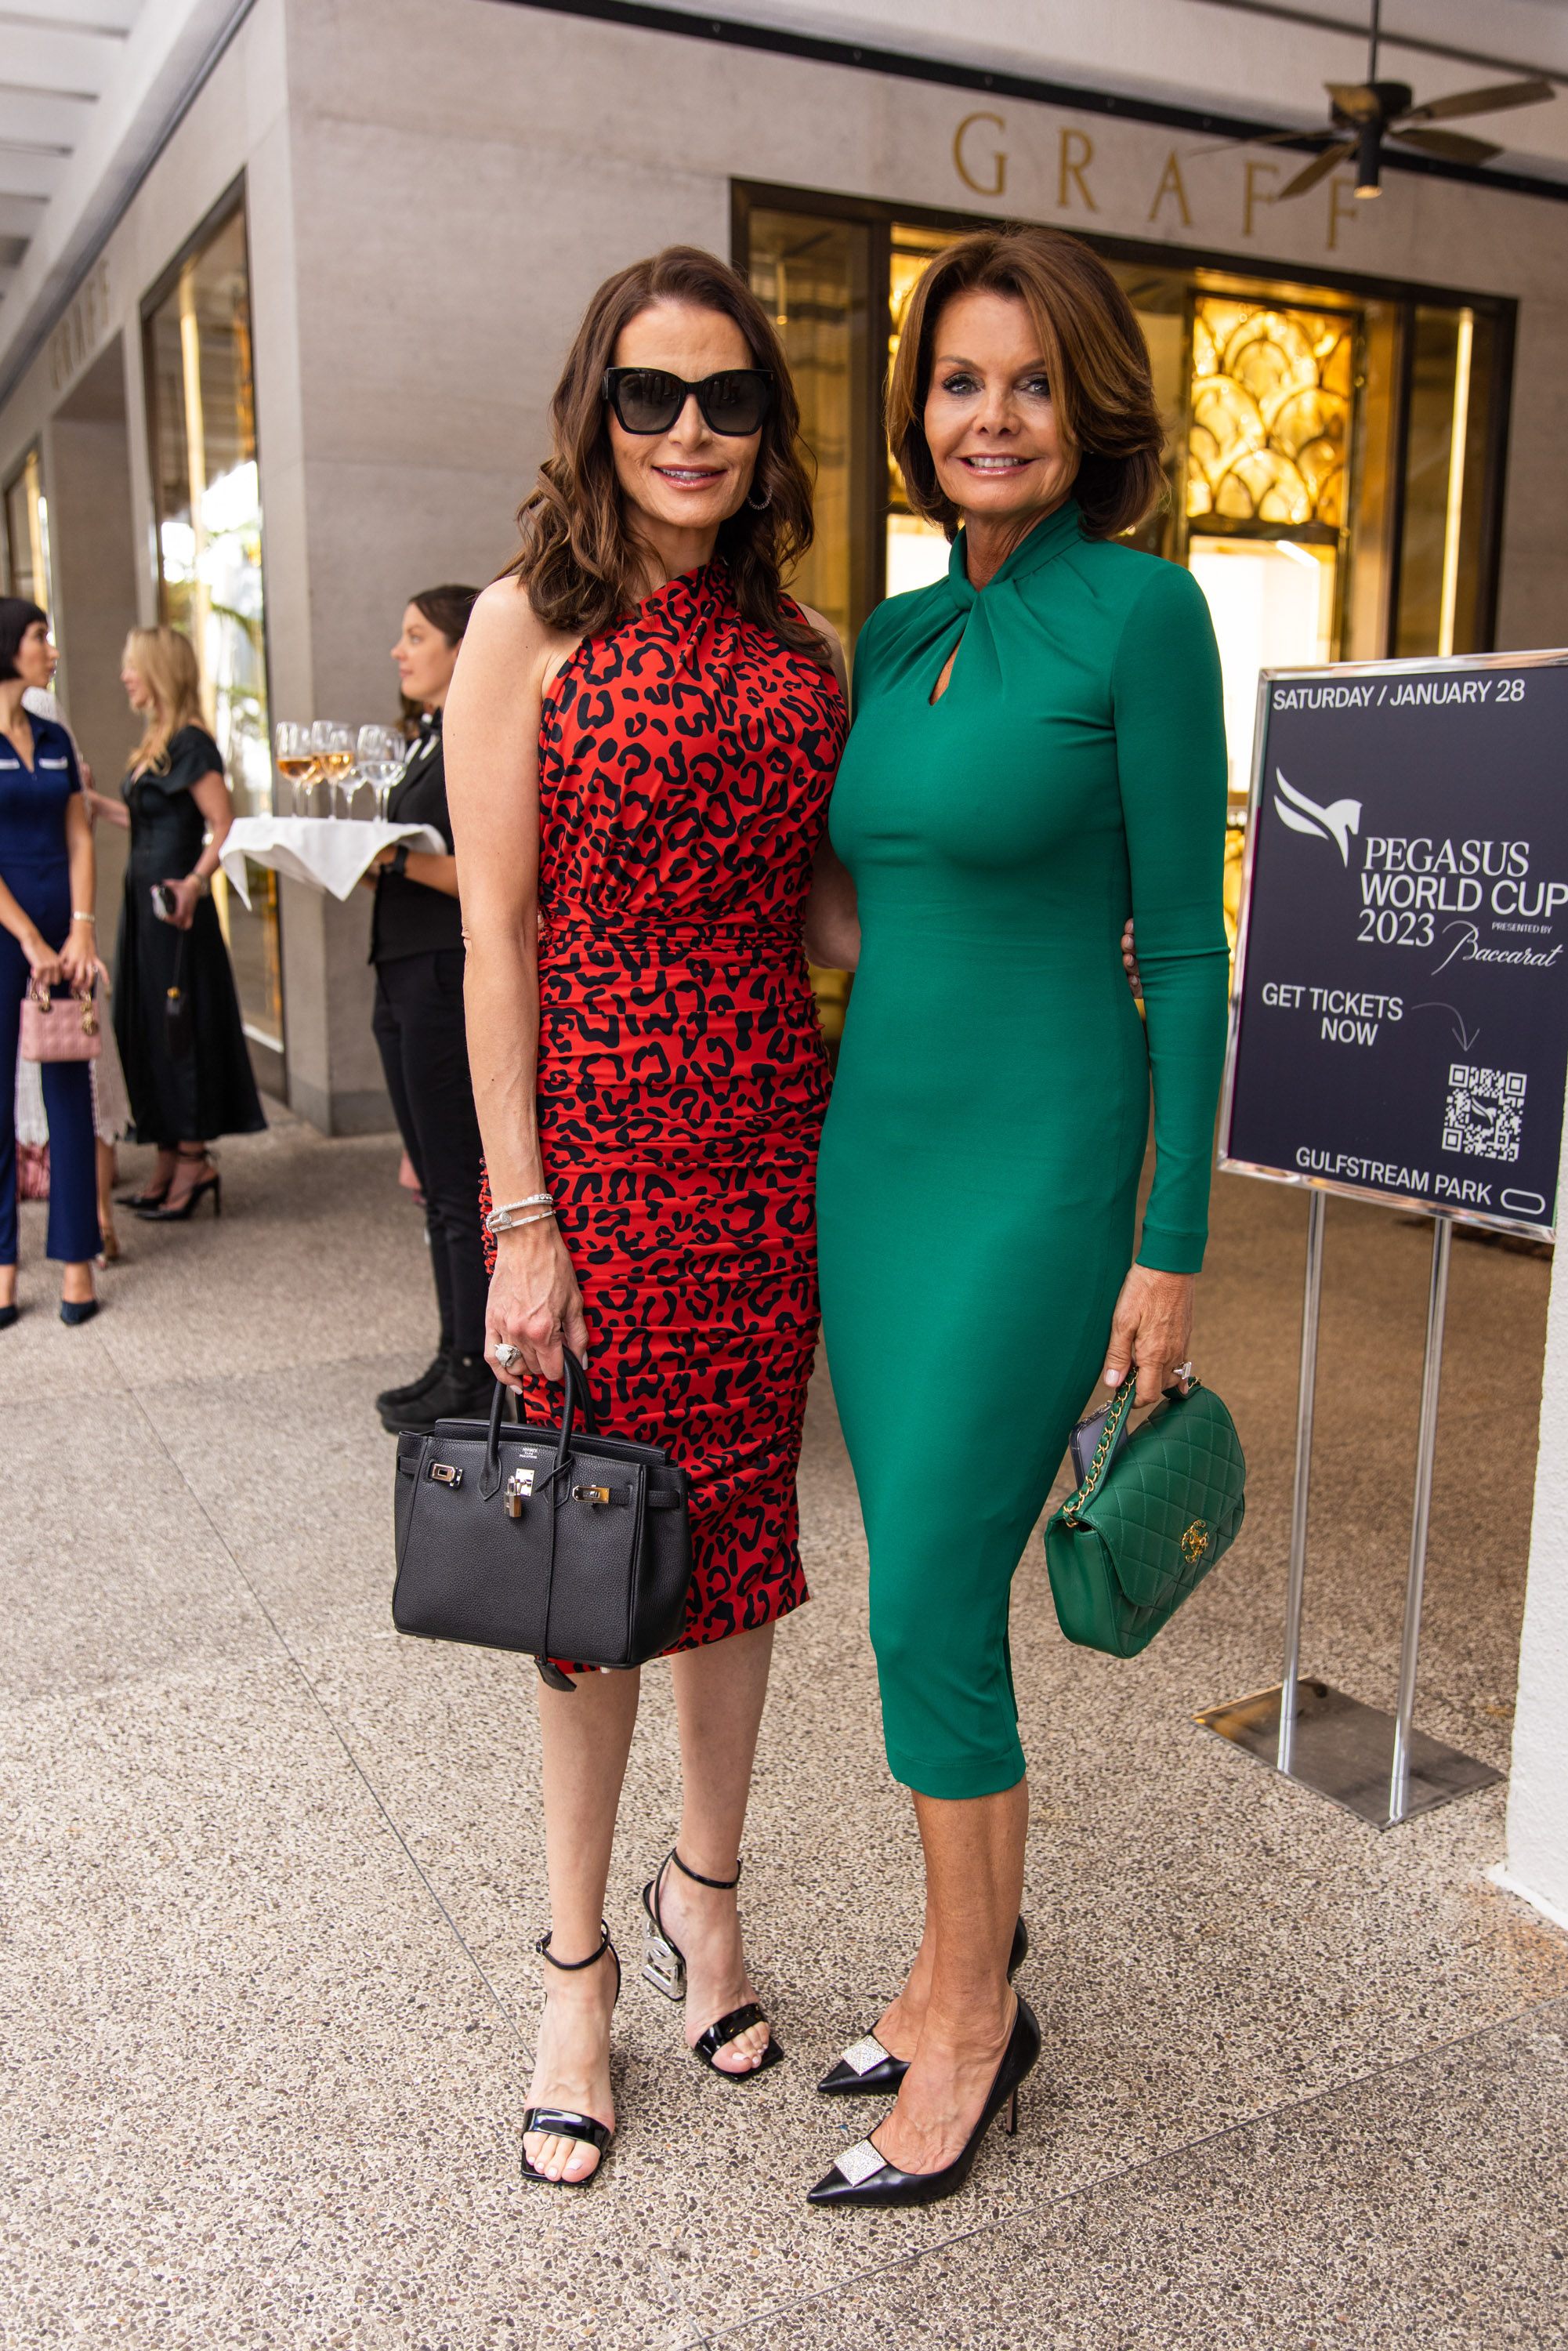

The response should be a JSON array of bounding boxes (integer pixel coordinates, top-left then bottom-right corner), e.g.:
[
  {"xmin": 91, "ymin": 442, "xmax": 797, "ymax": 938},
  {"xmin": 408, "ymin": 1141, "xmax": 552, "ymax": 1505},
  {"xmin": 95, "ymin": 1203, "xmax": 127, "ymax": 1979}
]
[{"xmin": 389, "ymin": 843, "xmax": 410, "ymax": 879}]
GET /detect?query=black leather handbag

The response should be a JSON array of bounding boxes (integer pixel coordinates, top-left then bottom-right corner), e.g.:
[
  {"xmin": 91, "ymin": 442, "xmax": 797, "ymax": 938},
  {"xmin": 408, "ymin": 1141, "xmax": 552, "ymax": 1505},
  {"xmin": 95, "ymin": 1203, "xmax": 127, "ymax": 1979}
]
[{"xmin": 392, "ymin": 1352, "xmax": 692, "ymax": 1684}]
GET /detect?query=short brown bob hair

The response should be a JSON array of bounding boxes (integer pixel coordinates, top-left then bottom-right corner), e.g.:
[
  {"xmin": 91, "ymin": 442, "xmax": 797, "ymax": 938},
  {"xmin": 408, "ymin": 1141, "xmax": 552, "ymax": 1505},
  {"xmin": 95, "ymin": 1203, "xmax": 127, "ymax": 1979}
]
[
  {"xmin": 886, "ymin": 225, "xmax": 1165, "ymax": 542},
  {"xmin": 508, "ymin": 246, "xmax": 826, "ymax": 663}
]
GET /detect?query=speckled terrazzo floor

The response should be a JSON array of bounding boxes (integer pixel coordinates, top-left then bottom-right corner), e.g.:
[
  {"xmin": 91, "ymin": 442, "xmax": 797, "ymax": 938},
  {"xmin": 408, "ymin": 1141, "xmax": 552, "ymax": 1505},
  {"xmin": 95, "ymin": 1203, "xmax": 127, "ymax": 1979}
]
[{"xmin": 3, "ymin": 1110, "xmax": 1565, "ymax": 2350}]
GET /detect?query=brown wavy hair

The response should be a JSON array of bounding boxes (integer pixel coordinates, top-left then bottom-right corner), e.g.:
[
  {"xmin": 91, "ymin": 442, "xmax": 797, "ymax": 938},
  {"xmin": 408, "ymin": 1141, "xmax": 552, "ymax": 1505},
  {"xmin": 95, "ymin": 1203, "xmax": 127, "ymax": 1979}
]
[
  {"xmin": 886, "ymin": 226, "xmax": 1165, "ymax": 542},
  {"xmin": 506, "ymin": 246, "xmax": 827, "ymax": 661}
]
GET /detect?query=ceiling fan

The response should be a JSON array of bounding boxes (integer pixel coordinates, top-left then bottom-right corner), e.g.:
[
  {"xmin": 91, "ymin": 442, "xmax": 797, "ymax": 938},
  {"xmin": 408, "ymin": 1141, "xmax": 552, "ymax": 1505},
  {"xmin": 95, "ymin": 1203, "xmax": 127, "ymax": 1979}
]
[{"xmin": 1226, "ymin": 0, "xmax": 1556, "ymax": 201}]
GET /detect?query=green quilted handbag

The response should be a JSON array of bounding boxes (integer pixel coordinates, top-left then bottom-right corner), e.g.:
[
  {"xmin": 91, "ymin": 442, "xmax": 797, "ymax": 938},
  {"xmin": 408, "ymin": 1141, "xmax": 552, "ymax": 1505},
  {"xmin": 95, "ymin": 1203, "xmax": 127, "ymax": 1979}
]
[{"xmin": 1044, "ymin": 1375, "xmax": 1245, "ymax": 1658}]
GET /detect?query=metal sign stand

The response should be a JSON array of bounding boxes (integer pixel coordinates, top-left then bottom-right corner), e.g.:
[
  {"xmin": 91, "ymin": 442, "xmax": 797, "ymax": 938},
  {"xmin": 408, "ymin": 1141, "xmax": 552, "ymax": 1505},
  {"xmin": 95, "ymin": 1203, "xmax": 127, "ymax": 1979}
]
[{"xmin": 1197, "ymin": 1191, "xmax": 1503, "ymax": 1829}]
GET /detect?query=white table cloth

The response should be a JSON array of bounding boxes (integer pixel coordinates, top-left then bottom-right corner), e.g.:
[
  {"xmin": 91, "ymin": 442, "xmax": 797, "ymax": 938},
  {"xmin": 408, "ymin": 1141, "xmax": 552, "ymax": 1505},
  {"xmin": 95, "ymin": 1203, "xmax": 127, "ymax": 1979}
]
[{"xmin": 219, "ymin": 817, "xmax": 447, "ymax": 907}]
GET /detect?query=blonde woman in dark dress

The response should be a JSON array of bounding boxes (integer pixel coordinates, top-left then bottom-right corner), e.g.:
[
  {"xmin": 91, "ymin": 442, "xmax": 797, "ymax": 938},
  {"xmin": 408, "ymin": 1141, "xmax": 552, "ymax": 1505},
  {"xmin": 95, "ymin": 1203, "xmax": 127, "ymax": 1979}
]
[{"xmin": 86, "ymin": 627, "xmax": 263, "ymax": 1216}]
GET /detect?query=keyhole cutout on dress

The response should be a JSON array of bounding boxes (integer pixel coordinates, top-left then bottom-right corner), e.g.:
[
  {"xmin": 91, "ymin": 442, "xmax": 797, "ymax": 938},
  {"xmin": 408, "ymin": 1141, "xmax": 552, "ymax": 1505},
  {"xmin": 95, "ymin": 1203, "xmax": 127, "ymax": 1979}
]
[{"xmin": 929, "ymin": 633, "xmax": 965, "ymax": 707}]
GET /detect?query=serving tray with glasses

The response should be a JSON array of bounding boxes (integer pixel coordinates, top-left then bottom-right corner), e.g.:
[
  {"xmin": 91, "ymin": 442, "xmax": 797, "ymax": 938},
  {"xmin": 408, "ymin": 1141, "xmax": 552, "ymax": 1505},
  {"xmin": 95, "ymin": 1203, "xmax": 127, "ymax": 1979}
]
[
  {"xmin": 218, "ymin": 718, "xmax": 444, "ymax": 904},
  {"xmin": 218, "ymin": 816, "xmax": 446, "ymax": 906}
]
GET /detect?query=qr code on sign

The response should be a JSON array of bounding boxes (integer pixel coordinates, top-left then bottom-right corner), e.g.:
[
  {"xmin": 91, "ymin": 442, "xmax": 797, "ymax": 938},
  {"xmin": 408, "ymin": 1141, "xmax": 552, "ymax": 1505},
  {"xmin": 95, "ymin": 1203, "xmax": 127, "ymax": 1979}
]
[{"xmin": 1442, "ymin": 1064, "xmax": 1526, "ymax": 1160}]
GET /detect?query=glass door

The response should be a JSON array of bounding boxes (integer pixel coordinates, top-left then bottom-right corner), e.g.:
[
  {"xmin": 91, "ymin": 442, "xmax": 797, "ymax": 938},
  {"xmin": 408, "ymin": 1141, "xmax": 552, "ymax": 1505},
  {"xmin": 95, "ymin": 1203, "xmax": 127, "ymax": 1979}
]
[
  {"xmin": 3, "ymin": 448, "xmax": 53, "ymax": 611},
  {"xmin": 1182, "ymin": 295, "xmax": 1356, "ymax": 804},
  {"xmin": 744, "ymin": 200, "xmax": 879, "ymax": 1055},
  {"xmin": 143, "ymin": 196, "xmax": 282, "ymax": 1084},
  {"xmin": 744, "ymin": 203, "xmax": 876, "ymax": 649}
]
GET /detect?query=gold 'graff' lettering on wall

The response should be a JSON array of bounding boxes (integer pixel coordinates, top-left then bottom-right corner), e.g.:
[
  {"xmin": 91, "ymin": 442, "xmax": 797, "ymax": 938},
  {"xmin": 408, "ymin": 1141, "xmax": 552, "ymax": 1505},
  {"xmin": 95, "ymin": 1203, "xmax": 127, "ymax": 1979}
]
[
  {"xmin": 954, "ymin": 113, "xmax": 1360, "ymax": 253},
  {"xmin": 48, "ymin": 257, "xmax": 112, "ymax": 394},
  {"xmin": 1242, "ymin": 159, "xmax": 1278, "ymax": 237},
  {"xmin": 1148, "ymin": 150, "xmax": 1193, "ymax": 228},
  {"xmin": 1059, "ymin": 129, "xmax": 1097, "ymax": 212},
  {"xmin": 953, "ymin": 112, "xmax": 1006, "ymax": 197}
]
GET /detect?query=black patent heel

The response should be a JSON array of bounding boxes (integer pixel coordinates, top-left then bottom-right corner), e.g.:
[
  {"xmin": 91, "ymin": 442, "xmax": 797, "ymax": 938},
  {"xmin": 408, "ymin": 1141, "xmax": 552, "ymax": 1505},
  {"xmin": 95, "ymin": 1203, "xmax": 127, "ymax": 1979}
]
[
  {"xmin": 817, "ymin": 1913, "xmax": 1028, "ymax": 2097},
  {"xmin": 138, "ymin": 1172, "xmax": 220, "ymax": 1222},
  {"xmin": 806, "ymin": 1993, "xmax": 1041, "ymax": 2210},
  {"xmin": 640, "ymin": 1847, "xmax": 784, "ymax": 2078},
  {"xmin": 520, "ymin": 1922, "xmax": 619, "ymax": 2188}
]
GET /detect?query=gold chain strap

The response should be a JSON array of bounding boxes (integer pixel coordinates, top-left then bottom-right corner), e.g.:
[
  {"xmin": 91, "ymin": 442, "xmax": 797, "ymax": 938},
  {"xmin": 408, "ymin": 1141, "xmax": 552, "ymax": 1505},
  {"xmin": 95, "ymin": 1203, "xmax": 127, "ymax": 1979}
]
[
  {"xmin": 1061, "ymin": 1376, "xmax": 1136, "ymax": 1527},
  {"xmin": 1061, "ymin": 1371, "xmax": 1204, "ymax": 1527}
]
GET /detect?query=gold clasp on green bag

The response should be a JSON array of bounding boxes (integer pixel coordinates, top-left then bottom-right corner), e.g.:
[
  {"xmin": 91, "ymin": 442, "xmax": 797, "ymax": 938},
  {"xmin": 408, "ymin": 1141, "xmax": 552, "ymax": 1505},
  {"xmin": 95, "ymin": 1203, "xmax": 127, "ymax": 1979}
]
[{"xmin": 1181, "ymin": 1519, "xmax": 1211, "ymax": 1563}]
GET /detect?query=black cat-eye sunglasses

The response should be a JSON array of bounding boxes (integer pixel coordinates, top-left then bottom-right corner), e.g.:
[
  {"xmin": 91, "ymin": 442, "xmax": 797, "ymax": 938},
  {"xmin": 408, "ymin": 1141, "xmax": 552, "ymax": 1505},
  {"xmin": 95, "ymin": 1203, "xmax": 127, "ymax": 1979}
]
[{"xmin": 601, "ymin": 367, "xmax": 775, "ymax": 437}]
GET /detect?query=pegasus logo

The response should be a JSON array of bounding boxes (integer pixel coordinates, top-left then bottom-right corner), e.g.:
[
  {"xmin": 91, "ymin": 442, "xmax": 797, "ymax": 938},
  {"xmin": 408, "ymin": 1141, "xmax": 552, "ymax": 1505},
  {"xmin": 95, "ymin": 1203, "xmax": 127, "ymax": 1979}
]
[{"xmin": 1272, "ymin": 770, "xmax": 1362, "ymax": 865}]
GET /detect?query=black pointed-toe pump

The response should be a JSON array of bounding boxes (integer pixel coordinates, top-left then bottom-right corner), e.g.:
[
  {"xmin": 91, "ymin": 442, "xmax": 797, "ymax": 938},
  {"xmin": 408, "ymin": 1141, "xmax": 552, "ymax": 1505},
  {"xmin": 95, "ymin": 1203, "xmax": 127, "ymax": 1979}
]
[
  {"xmin": 806, "ymin": 1993, "xmax": 1041, "ymax": 2211},
  {"xmin": 520, "ymin": 1923, "xmax": 619, "ymax": 2189},
  {"xmin": 817, "ymin": 1914, "xmax": 1029, "ymax": 2097},
  {"xmin": 641, "ymin": 1848, "xmax": 784, "ymax": 2078}
]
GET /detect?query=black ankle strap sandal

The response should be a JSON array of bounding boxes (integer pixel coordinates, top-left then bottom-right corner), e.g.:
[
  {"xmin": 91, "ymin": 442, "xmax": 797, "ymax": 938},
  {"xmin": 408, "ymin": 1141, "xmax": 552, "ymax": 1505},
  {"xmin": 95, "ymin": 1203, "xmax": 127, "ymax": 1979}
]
[
  {"xmin": 640, "ymin": 1849, "xmax": 784, "ymax": 2079},
  {"xmin": 520, "ymin": 1922, "xmax": 620, "ymax": 2188}
]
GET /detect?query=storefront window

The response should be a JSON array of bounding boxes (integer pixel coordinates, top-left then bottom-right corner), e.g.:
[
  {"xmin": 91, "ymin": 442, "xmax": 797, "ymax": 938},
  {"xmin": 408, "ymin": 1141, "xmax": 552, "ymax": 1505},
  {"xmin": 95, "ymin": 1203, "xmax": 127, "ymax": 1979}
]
[
  {"xmin": 746, "ymin": 203, "xmax": 878, "ymax": 1056},
  {"xmin": 886, "ymin": 225, "xmax": 961, "ymax": 600},
  {"xmin": 144, "ymin": 197, "xmax": 281, "ymax": 1066},
  {"xmin": 3, "ymin": 447, "xmax": 53, "ymax": 617},
  {"xmin": 747, "ymin": 207, "xmax": 875, "ymax": 650}
]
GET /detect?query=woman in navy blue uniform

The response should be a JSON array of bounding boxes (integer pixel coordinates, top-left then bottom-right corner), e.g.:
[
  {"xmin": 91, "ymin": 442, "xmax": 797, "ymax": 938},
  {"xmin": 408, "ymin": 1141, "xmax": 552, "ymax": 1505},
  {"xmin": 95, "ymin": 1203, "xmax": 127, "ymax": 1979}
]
[{"xmin": 0, "ymin": 598, "xmax": 101, "ymax": 1324}]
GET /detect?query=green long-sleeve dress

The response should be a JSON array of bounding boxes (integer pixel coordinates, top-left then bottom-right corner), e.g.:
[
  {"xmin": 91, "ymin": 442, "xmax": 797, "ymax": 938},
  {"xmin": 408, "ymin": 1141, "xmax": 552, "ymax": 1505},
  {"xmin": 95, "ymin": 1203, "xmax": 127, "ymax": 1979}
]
[{"xmin": 817, "ymin": 498, "xmax": 1229, "ymax": 1799}]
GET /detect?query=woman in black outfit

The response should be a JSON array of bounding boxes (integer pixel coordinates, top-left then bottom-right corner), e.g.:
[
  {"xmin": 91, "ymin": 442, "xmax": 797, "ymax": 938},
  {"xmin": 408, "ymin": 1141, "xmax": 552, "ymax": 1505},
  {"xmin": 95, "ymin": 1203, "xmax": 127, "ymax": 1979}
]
[
  {"xmin": 87, "ymin": 625, "xmax": 264, "ymax": 1218},
  {"xmin": 367, "ymin": 585, "xmax": 490, "ymax": 1434}
]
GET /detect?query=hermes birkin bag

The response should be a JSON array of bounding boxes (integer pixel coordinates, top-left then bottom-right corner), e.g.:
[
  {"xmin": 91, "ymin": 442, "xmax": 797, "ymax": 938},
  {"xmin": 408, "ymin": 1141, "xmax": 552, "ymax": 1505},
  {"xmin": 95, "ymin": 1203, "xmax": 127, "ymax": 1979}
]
[
  {"xmin": 392, "ymin": 1351, "xmax": 693, "ymax": 1682},
  {"xmin": 19, "ymin": 973, "xmax": 101, "ymax": 1063},
  {"xmin": 1045, "ymin": 1375, "xmax": 1245, "ymax": 1659}
]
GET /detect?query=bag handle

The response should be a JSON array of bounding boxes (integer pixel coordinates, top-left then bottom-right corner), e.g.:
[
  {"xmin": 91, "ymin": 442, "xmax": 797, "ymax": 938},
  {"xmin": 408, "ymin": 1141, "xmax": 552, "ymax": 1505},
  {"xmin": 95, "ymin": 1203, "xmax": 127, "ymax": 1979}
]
[
  {"xmin": 1061, "ymin": 1377, "xmax": 1136, "ymax": 1526},
  {"xmin": 480, "ymin": 1346, "xmax": 596, "ymax": 1495}
]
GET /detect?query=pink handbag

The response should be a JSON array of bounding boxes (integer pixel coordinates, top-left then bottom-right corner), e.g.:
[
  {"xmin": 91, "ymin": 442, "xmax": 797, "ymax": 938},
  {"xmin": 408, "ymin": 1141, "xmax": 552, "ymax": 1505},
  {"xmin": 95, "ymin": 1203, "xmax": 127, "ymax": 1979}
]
[{"xmin": 20, "ymin": 973, "xmax": 102, "ymax": 1063}]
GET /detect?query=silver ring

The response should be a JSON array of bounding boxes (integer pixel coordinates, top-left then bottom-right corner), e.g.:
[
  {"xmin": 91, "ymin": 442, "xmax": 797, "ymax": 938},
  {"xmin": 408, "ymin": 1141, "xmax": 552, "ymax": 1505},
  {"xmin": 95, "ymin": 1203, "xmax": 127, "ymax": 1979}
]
[
  {"xmin": 1173, "ymin": 1360, "xmax": 1195, "ymax": 1384},
  {"xmin": 494, "ymin": 1341, "xmax": 522, "ymax": 1371}
]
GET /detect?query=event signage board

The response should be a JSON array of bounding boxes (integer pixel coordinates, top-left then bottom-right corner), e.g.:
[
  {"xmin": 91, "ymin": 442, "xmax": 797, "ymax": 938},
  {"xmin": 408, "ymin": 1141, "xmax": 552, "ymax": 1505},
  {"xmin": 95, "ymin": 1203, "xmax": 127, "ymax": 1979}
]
[{"xmin": 1219, "ymin": 650, "xmax": 1568, "ymax": 1241}]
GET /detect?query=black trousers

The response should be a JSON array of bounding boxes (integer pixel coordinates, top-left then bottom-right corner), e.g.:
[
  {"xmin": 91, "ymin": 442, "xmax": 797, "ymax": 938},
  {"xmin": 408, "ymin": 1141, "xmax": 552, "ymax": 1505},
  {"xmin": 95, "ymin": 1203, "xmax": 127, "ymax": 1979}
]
[{"xmin": 371, "ymin": 949, "xmax": 487, "ymax": 1360}]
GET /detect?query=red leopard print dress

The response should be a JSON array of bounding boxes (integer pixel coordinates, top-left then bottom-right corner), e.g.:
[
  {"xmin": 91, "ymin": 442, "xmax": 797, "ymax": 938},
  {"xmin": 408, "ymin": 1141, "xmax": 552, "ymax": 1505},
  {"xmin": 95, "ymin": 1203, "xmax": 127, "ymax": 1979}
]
[{"xmin": 494, "ymin": 559, "xmax": 846, "ymax": 1657}]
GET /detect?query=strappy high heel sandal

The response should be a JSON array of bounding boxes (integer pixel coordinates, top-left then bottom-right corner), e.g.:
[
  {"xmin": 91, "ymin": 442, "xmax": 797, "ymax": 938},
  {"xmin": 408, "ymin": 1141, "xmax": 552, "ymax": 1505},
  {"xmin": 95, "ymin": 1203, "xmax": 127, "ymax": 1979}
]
[
  {"xmin": 817, "ymin": 1913, "xmax": 1029, "ymax": 2096},
  {"xmin": 807, "ymin": 1994, "xmax": 1041, "ymax": 2210},
  {"xmin": 640, "ymin": 1848, "xmax": 784, "ymax": 2078},
  {"xmin": 520, "ymin": 1922, "xmax": 619, "ymax": 2188}
]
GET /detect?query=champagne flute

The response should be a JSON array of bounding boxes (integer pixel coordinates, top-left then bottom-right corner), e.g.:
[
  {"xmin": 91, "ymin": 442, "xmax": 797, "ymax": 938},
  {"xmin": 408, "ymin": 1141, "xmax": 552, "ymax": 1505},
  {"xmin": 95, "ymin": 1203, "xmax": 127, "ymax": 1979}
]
[
  {"xmin": 311, "ymin": 721, "xmax": 357, "ymax": 817},
  {"xmin": 274, "ymin": 721, "xmax": 318, "ymax": 817}
]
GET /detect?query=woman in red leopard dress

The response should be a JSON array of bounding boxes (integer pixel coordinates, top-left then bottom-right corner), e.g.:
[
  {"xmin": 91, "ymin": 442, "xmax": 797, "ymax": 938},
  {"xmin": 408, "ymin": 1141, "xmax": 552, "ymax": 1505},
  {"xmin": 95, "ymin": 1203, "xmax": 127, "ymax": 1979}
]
[{"xmin": 445, "ymin": 248, "xmax": 853, "ymax": 2186}]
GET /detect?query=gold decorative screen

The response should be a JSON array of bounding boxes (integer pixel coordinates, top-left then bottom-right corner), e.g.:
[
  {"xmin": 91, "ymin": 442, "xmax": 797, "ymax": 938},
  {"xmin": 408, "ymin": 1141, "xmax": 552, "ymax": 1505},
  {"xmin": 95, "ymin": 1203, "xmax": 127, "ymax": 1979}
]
[{"xmin": 1188, "ymin": 299, "xmax": 1353, "ymax": 531}]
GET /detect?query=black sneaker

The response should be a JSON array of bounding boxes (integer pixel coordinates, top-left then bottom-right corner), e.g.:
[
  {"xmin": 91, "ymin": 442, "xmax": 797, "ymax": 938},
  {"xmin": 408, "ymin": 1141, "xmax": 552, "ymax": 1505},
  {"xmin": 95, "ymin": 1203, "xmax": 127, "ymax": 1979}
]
[
  {"xmin": 383, "ymin": 1354, "xmax": 494, "ymax": 1436},
  {"xmin": 375, "ymin": 1349, "xmax": 450, "ymax": 1418}
]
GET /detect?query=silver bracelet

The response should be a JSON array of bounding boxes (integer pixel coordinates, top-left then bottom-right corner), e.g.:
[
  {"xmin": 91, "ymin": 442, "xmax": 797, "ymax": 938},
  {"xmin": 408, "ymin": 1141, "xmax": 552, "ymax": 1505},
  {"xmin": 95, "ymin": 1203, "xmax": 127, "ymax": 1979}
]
[
  {"xmin": 485, "ymin": 1193, "xmax": 556, "ymax": 1234},
  {"xmin": 490, "ymin": 1205, "xmax": 557, "ymax": 1233},
  {"xmin": 71, "ymin": 910, "xmax": 96, "ymax": 923}
]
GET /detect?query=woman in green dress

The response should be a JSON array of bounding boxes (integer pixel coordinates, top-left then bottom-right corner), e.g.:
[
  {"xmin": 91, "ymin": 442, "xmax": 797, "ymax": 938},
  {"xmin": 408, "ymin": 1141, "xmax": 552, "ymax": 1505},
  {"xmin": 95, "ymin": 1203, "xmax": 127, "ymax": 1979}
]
[{"xmin": 806, "ymin": 226, "xmax": 1229, "ymax": 2208}]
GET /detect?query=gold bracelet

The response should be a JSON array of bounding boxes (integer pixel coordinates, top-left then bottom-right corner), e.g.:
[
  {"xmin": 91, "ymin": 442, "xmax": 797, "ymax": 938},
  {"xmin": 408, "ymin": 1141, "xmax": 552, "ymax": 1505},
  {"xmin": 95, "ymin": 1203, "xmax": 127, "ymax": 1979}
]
[{"xmin": 71, "ymin": 910, "xmax": 96, "ymax": 923}]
